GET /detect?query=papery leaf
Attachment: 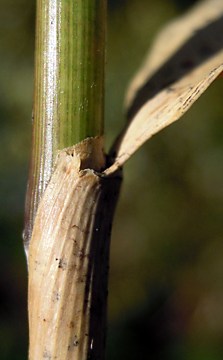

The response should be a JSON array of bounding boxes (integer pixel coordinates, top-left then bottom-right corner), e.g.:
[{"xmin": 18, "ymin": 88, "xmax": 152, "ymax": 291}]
[{"xmin": 106, "ymin": 0, "xmax": 223, "ymax": 175}]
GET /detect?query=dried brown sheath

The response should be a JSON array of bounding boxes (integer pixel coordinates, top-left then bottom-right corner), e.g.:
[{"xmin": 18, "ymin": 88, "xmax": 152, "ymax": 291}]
[{"xmin": 28, "ymin": 139, "xmax": 121, "ymax": 359}]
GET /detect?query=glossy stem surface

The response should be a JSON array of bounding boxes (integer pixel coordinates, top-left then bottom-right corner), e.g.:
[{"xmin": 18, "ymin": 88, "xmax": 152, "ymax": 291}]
[{"xmin": 24, "ymin": 0, "xmax": 106, "ymax": 249}]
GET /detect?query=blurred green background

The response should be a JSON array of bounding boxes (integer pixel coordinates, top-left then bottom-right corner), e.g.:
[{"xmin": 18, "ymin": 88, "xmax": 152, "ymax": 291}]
[{"xmin": 1, "ymin": 0, "xmax": 223, "ymax": 358}]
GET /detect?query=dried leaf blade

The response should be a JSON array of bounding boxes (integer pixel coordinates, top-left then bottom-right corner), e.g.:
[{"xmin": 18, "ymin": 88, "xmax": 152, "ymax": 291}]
[{"xmin": 106, "ymin": 0, "xmax": 223, "ymax": 175}]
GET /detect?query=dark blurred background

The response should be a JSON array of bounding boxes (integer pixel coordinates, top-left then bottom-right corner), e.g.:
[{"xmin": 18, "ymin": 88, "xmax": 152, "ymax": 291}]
[{"xmin": 1, "ymin": 0, "xmax": 223, "ymax": 359}]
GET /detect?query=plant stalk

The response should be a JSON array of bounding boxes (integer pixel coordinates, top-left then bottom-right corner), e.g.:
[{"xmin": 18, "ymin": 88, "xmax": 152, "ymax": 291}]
[
  {"xmin": 26, "ymin": 0, "xmax": 118, "ymax": 359},
  {"xmin": 24, "ymin": 0, "xmax": 106, "ymax": 251}
]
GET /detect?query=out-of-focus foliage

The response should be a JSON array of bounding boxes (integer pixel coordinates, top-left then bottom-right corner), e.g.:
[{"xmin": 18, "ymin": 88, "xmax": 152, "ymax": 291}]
[
  {"xmin": 0, "ymin": 0, "xmax": 34, "ymax": 359},
  {"xmin": 1, "ymin": 0, "xmax": 223, "ymax": 359}
]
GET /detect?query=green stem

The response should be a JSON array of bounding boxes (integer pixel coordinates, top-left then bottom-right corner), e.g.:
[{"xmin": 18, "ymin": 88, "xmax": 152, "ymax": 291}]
[{"xmin": 24, "ymin": 0, "xmax": 106, "ymax": 250}]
